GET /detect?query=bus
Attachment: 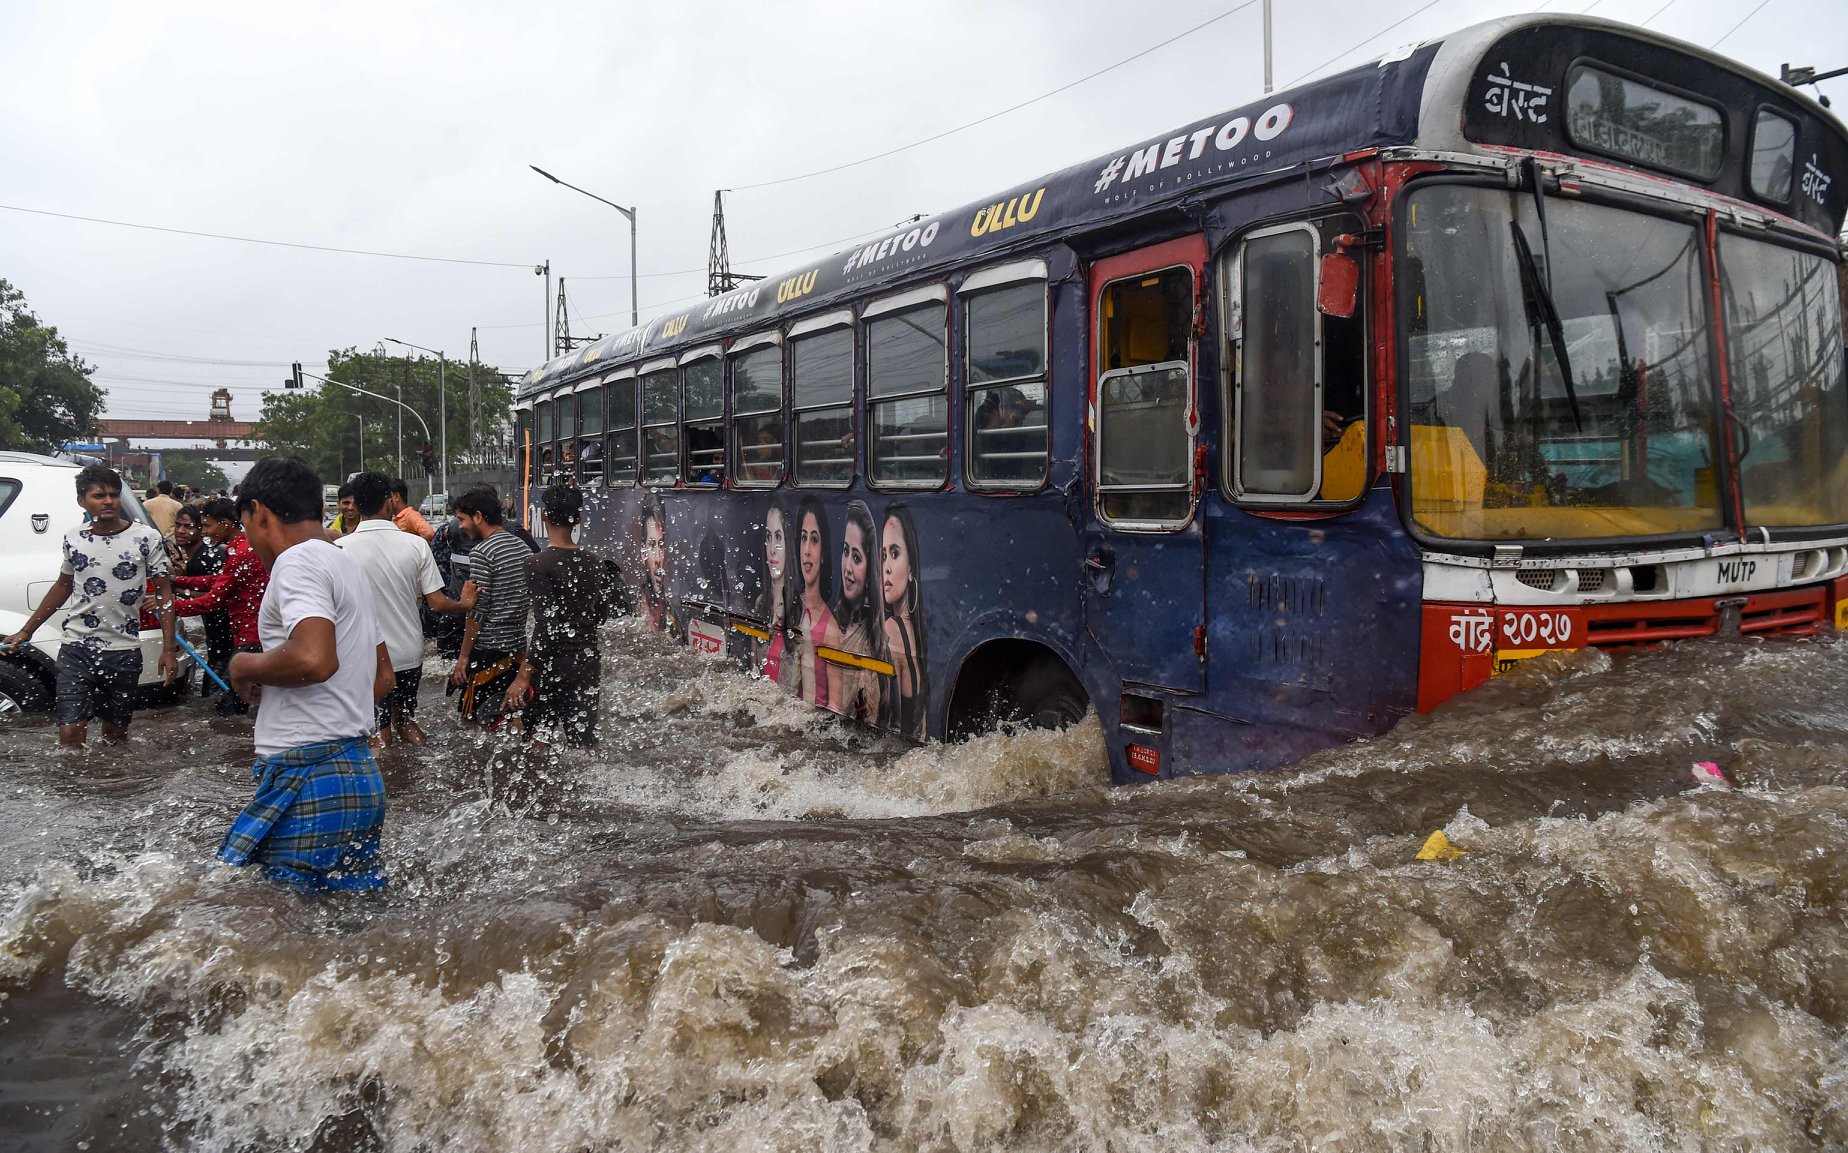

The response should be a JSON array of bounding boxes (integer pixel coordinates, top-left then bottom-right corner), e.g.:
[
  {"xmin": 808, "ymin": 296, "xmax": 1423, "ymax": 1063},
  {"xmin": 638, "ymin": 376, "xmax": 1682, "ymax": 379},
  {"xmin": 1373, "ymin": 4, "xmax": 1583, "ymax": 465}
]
[{"xmin": 512, "ymin": 14, "xmax": 1848, "ymax": 784}]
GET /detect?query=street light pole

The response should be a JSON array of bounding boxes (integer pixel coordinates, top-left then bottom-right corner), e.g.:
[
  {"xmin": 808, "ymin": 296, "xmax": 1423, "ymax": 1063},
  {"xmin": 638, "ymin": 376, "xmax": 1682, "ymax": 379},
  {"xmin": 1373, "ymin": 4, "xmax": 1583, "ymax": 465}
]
[
  {"xmin": 530, "ymin": 165, "xmax": 638, "ymax": 328},
  {"xmin": 386, "ymin": 338, "xmax": 448, "ymax": 498},
  {"xmin": 302, "ymin": 370, "xmax": 432, "ymax": 454}
]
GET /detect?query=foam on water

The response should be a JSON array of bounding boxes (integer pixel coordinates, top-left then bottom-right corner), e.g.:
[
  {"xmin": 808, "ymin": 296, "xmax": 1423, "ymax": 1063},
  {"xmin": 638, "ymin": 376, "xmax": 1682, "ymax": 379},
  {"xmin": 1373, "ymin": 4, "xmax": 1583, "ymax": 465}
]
[{"xmin": 1, "ymin": 631, "xmax": 1846, "ymax": 1150}]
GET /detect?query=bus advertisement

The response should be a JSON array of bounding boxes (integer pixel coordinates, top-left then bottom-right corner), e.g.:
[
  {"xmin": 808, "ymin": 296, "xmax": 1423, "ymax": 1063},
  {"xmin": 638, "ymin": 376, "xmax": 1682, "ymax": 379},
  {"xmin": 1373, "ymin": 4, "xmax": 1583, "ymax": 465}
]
[{"xmin": 513, "ymin": 15, "xmax": 1848, "ymax": 784}]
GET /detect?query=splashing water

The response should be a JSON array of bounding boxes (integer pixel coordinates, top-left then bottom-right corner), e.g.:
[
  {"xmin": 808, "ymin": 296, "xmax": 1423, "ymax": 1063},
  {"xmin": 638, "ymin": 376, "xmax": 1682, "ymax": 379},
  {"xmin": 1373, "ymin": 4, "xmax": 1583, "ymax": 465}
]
[{"xmin": 2, "ymin": 627, "xmax": 1845, "ymax": 1151}]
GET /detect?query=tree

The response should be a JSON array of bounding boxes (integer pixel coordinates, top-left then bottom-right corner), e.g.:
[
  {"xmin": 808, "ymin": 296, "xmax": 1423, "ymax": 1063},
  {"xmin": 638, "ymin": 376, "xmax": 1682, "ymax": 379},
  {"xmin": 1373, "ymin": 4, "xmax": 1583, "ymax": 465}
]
[
  {"xmin": 162, "ymin": 454, "xmax": 230, "ymax": 493},
  {"xmin": 0, "ymin": 280, "xmax": 106, "ymax": 452},
  {"xmin": 255, "ymin": 347, "xmax": 513, "ymax": 484}
]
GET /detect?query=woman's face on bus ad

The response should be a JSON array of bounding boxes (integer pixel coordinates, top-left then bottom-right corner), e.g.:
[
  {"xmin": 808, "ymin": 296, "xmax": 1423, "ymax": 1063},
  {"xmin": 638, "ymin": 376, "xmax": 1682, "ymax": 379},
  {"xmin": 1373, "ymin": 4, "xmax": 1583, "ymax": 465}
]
[
  {"xmin": 881, "ymin": 516, "xmax": 911, "ymax": 610},
  {"xmin": 841, "ymin": 521, "xmax": 868, "ymax": 603},
  {"xmin": 764, "ymin": 508, "xmax": 785, "ymax": 583},
  {"xmin": 800, "ymin": 511, "xmax": 823, "ymax": 592},
  {"xmin": 644, "ymin": 515, "xmax": 666, "ymax": 595}
]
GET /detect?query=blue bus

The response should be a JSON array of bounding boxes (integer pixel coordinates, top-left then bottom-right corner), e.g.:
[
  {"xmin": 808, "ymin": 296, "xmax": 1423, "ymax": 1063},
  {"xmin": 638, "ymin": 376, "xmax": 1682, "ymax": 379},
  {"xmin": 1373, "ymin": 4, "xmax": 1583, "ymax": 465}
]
[{"xmin": 513, "ymin": 15, "xmax": 1848, "ymax": 783}]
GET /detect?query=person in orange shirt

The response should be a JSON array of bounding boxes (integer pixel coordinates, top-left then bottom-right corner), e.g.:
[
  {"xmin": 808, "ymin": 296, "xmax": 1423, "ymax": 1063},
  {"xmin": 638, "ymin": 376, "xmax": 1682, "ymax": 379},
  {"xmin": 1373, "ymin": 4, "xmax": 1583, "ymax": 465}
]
[{"xmin": 387, "ymin": 477, "xmax": 434, "ymax": 541}]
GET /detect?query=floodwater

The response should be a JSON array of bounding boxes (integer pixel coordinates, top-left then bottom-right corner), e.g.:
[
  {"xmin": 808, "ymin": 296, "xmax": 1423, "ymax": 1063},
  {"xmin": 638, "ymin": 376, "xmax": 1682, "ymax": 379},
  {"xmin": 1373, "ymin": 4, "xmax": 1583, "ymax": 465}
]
[{"xmin": 2, "ymin": 622, "xmax": 1845, "ymax": 1152}]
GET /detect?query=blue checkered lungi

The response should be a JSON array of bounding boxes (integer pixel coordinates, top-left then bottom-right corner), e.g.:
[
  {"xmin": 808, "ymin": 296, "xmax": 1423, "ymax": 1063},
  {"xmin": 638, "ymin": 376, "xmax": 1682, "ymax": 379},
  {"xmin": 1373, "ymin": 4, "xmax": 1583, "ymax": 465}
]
[{"xmin": 219, "ymin": 735, "xmax": 387, "ymax": 891}]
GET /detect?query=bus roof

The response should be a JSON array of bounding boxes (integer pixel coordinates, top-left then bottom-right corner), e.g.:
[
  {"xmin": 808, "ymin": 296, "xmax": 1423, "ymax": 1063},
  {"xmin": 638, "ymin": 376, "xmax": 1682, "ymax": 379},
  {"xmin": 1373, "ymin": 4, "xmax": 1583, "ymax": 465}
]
[{"xmin": 518, "ymin": 13, "xmax": 1848, "ymax": 401}]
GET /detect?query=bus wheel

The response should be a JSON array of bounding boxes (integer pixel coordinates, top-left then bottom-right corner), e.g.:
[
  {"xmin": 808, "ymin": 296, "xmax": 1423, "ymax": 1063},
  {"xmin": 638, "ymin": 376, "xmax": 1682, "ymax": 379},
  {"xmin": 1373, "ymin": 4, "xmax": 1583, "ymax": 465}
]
[{"xmin": 1009, "ymin": 659, "xmax": 1089, "ymax": 730}]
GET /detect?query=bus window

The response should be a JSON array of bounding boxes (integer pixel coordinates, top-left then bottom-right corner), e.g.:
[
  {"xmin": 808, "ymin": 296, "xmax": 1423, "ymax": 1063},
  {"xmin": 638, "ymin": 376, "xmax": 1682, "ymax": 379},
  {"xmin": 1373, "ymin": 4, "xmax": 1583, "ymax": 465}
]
[
  {"xmin": 605, "ymin": 374, "xmax": 637, "ymax": 486},
  {"xmin": 682, "ymin": 356, "xmax": 724, "ymax": 486},
  {"xmin": 1721, "ymin": 233, "xmax": 1848, "ymax": 528},
  {"xmin": 792, "ymin": 326, "xmax": 854, "ymax": 487},
  {"xmin": 1402, "ymin": 185, "xmax": 1723, "ymax": 541},
  {"xmin": 515, "ymin": 408, "xmax": 533, "ymax": 482},
  {"xmin": 1096, "ymin": 267, "xmax": 1192, "ymax": 524},
  {"xmin": 1227, "ymin": 218, "xmax": 1369, "ymax": 504},
  {"xmin": 730, "ymin": 340, "xmax": 784, "ymax": 488},
  {"xmin": 534, "ymin": 400, "xmax": 553, "ymax": 482},
  {"xmin": 964, "ymin": 280, "xmax": 1048, "ymax": 489},
  {"xmin": 641, "ymin": 368, "xmax": 678, "ymax": 486},
  {"xmin": 577, "ymin": 384, "xmax": 605, "ymax": 483},
  {"xmin": 1748, "ymin": 108, "xmax": 1797, "ymax": 203},
  {"xmin": 868, "ymin": 300, "xmax": 948, "ymax": 488}
]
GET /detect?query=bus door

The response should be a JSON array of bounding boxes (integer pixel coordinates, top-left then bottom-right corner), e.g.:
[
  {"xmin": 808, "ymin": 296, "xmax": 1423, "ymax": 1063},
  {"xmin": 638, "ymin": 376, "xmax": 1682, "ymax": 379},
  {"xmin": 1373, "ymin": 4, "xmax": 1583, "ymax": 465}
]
[{"xmin": 1082, "ymin": 236, "xmax": 1208, "ymax": 695}]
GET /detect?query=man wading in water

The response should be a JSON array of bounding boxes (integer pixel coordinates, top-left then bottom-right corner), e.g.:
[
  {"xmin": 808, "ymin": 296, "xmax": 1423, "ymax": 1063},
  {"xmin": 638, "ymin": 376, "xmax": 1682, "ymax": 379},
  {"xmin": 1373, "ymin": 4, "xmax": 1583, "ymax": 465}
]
[
  {"xmin": 448, "ymin": 488, "xmax": 533, "ymax": 726},
  {"xmin": 218, "ymin": 457, "xmax": 395, "ymax": 891},
  {"xmin": 3, "ymin": 465, "xmax": 177, "ymax": 746},
  {"xmin": 336, "ymin": 471, "xmax": 474, "ymax": 747},
  {"xmin": 502, "ymin": 483, "xmax": 607, "ymax": 748}
]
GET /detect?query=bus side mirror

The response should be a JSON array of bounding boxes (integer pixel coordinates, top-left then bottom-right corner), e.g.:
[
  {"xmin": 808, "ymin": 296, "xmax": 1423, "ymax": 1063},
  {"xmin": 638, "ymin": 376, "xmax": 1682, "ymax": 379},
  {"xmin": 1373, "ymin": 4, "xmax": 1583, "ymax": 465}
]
[{"xmin": 1318, "ymin": 251, "xmax": 1360, "ymax": 319}]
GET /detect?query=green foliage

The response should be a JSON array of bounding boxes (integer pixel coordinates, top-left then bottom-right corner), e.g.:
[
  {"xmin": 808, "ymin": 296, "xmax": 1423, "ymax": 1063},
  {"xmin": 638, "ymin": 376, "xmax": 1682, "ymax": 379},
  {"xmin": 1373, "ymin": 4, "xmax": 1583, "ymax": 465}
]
[
  {"xmin": 162, "ymin": 454, "xmax": 230, "ymax": 493},
  {"xmin": 0, "ymin": 279, "xmax": 107, "ymax": 452},
  {"xmin": 255, "ymin": 347, "xmax": 513, "ymax": 484}
]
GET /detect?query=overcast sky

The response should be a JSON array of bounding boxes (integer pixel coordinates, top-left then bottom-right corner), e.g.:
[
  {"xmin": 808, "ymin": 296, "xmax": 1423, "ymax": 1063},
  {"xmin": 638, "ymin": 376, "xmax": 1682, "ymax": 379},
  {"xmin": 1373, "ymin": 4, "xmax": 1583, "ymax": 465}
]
[{"xmin": 3, "ymin": 0, "xmax": 1843, "ymax": 432}]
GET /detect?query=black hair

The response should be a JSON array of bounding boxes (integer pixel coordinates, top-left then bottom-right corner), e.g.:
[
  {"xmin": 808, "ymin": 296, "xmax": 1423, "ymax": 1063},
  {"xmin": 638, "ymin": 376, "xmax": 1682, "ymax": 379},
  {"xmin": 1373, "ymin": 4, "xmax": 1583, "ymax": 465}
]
[
  {"xmin": 794, "ymin": 494, "xmax": 833, "ymax": 605},
  {"xmin": 453, "ymin": 488, "xmax": 504, "ymax": 525},
  {"xmin": 541, "ymin": 483, "xmax": 583, "ymax": 527},
  {"xmin": 879, "ymin": 502, "xmax": 929, "ymax": 739},
  {"xmin": 76, "ymin": 465, "xmax": 123, "ymax": 499},
  {"xmin": 336, "ymin": 482, "xmax": 354, "ymax": 499},
  {"xmin": 174, "ymin": 504, "xmax": 203, "ymax": 529},
  {"xmin": 236, "ymin": 456, "xmax": 323, "ymax": 524},
  {"xmin": 389, "ymin": 477, "xmax": 411, "ymax": 501},
  {"xmin": 350, "ymin": 471, "xmax": 393, "ymax": 517},
  {"xmin": 834, "ymin": 499, "xmax": 883, "ymax": 640},
  {"xmin": 157, "ymin": 480, "xmax": 174, "ymax": 495},
  {"xmin": 202, "ymin": 497, "xmax": 238, "ymax": 524}
]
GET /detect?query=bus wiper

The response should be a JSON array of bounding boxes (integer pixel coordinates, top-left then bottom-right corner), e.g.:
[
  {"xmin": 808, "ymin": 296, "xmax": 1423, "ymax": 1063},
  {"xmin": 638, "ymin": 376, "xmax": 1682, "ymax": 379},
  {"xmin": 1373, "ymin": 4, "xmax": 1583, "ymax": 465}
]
[{"xmin": 1509, "ymin": 220, "xmax": 1584, "ymax": 431}]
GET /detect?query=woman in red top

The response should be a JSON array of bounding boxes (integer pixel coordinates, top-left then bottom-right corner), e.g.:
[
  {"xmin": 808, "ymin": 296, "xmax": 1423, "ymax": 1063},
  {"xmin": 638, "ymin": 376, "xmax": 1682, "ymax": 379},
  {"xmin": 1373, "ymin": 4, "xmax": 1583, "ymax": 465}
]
[{"xmin": 173, "ymin": 498, "xmax": 270, "ymax": 714}]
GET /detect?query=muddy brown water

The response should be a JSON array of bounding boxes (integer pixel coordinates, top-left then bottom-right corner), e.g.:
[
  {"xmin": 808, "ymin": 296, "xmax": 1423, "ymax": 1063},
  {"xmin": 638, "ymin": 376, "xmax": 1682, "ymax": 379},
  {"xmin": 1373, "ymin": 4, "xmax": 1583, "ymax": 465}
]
[{"xmin": 1, "ymin": 621, "xmax": 1845, "ymax": 1152}]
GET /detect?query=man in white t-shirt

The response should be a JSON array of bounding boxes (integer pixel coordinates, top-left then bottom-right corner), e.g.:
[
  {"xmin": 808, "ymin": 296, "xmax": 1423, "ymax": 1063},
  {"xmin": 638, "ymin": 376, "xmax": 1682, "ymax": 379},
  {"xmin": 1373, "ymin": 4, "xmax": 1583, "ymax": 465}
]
[
  {"xmin": 2, "ymin": 465, "xmax": 178, "ymax": 746},
  {"xmin": 335, "ymin": 471, "xmax": 473, "ymax": 746},
  {"xmin": 219, "ymin": 457, "xmax": 396, "ymax": 891}
]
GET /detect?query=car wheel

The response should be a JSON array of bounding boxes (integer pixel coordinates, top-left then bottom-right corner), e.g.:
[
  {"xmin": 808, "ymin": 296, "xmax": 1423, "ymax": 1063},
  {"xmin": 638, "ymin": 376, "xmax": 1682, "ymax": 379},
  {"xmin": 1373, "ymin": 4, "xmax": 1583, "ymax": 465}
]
[{"xmin": 0, "ymin": 661, "xmax": 52, "ymax": 718}]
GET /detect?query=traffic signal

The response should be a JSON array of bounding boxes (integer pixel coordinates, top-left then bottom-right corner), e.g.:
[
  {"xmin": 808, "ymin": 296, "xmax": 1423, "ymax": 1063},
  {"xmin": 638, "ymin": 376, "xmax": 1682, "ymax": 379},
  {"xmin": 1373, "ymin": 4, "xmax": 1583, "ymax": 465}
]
[{"xmin": 284, "ymin": 362, "xmax": 303, "ymax": 389}]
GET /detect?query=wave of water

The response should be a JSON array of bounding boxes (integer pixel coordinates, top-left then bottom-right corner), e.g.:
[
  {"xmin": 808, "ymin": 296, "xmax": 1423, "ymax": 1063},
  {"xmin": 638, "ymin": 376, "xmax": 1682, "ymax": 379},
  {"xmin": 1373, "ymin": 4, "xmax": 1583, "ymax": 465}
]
[{"xmin": 2, "ymin": 628, "xmax": 1844, "ymax": 1151}]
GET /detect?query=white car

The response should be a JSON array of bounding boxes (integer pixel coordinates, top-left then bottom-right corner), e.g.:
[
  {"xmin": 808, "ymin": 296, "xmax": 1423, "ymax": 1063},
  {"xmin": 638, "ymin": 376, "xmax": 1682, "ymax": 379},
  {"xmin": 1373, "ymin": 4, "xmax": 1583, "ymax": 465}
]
[{"xmin": 0, "ymin": 452, "xmax": 195, "ymax": 717}]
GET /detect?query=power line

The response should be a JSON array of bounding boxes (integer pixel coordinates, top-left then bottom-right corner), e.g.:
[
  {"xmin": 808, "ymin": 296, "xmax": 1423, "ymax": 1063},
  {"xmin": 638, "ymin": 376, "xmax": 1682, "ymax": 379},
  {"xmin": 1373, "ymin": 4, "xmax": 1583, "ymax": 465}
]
[
  {"xmin": 0, "ymin": 203, "xmax": 536, "ymax": 270},
  {"xmin": 68, "ymin": 341, "xmax": 290, "ymax": 368},
  {"xmin": 1285, "ymin": 0, "xmax": 1449, "ymax": 88},
  {"xmin": 568, "ymin": 223, "xmax": 898, "ymax": 280},
  {"xmin": 1711, "ymin": 0, "xmax": 1774, "ymax": 48},
  {"xmin": 473, "ymin": 289, "xmax": 711, "ymax": 331},
  {"xmin": 1641, "ymin": 0, "xmax": 1678, "ymax": 26},
  {"xmin": 731, "ymin": 0, "xmax": 1260, "ymax": 191}
]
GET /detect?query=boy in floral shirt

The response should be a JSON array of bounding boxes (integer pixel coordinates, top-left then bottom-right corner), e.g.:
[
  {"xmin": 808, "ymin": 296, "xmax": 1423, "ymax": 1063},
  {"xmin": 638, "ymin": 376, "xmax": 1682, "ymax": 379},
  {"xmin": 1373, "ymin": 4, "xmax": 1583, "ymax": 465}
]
[{"xmin": 2, "ymin": 465, "xmax": 177, "ymax": 746}]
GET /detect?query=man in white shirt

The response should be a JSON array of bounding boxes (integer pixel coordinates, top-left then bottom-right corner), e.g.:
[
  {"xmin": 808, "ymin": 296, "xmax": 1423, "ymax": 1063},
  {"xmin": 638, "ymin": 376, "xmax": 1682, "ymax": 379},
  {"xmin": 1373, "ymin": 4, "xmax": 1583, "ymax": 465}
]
[
  {"xmin": 335, "ymin": 471, "xmax": 473, "ymax": 746},
  {"xmin": 220, "ymin": 457, "xmax": 396, "ymax": 891}
]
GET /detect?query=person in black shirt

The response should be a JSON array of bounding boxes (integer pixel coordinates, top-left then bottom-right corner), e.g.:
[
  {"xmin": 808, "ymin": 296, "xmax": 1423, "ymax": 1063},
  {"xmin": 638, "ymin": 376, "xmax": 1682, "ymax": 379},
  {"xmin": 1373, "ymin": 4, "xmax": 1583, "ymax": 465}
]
[
  {"xmin": 503, "ymin": 484, "xmax": 605, "ymax": 748},
  {"xmin": 171, "ymin": 504, "xmax": 231, "ymax": 697}
]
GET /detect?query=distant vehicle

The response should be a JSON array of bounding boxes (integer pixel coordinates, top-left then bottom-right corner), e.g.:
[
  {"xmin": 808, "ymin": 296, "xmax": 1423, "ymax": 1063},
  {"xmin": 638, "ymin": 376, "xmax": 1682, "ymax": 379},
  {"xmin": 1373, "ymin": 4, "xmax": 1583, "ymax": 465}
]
[
  {"xmin": 322, "ymin": 483, "xmax": 340, "ymax": 521},
  {"xmin": 419, "ymin": 492, "xmax": 449, "ymax": 519},
  {"xmin": 0, "ymin": 452, "xmax": 194, "ymax": 717}
]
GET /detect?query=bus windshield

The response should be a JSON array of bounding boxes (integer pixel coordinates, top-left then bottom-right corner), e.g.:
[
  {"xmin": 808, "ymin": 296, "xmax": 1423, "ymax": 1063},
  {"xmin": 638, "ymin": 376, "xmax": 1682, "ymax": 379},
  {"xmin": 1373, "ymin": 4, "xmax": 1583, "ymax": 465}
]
[{"xmin": 1406, "ymin": 185, "xmax": 1726, "ymax": 541}]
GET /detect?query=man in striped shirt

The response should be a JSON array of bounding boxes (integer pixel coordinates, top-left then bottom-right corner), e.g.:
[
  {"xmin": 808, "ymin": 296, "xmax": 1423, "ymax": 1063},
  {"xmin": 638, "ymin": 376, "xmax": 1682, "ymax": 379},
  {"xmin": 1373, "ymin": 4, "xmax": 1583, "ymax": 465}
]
[{"xmin": 447, "ymin": 488, "xmax": 533, "ymax": 725}]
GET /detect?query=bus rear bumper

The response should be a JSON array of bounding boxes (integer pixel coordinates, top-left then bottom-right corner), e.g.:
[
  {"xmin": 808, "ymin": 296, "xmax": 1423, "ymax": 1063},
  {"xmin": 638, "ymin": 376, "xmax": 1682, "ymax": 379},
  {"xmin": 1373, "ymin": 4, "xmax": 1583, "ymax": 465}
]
[{"xmin": 1416, "ymin": 577, "xmax": 1845, "ymax": 711}]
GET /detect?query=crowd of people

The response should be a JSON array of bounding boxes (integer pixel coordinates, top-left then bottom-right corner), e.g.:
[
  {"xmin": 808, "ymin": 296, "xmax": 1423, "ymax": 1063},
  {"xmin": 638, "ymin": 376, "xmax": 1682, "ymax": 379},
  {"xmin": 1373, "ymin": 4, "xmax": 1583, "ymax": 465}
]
[{"xmin": 4, "ymin": 459, "xmax": 612, "ymax": 892}]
